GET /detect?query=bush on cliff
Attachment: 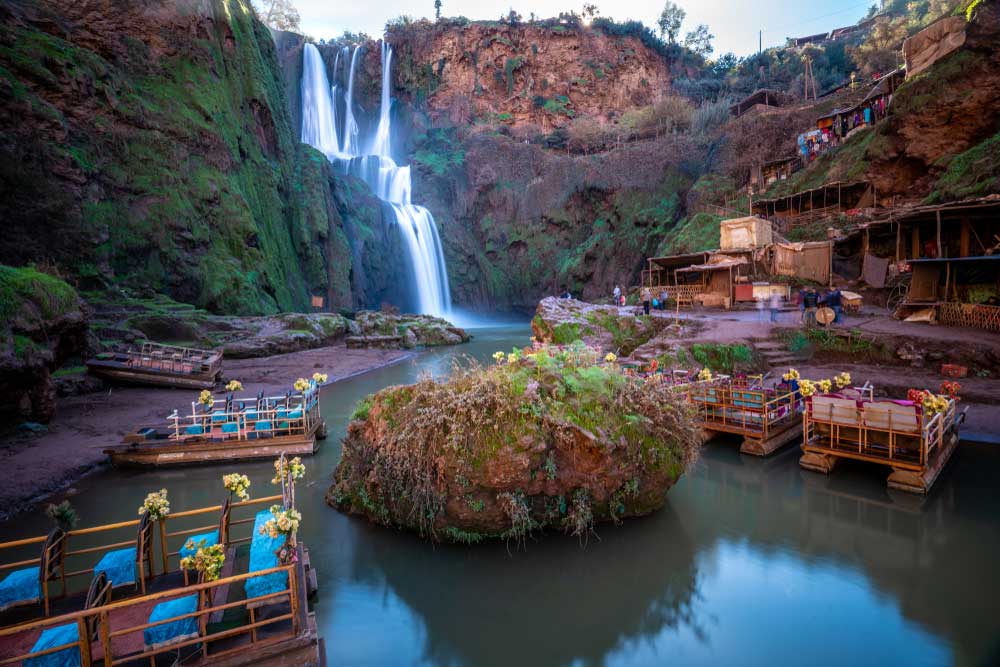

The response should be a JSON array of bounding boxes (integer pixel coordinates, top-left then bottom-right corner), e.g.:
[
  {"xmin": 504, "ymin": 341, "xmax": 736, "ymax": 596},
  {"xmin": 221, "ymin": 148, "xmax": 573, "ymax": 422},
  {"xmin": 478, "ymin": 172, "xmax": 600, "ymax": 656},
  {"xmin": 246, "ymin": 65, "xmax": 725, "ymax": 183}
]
[{"xmin": 328, "ymin": 343, "xmax": 701, "ymax": 544}]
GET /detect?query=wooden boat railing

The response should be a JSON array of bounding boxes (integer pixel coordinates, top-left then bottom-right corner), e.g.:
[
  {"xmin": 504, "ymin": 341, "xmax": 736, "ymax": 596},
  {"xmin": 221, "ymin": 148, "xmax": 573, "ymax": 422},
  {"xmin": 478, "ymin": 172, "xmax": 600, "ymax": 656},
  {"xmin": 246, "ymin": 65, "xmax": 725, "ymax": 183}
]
[
  {"xmin": 687, "ymin": 380, "xmax": 803, "ymax": 439},
  {"xmin": 0, "ymin": 496, "xmax": 283, "ymax": 613},
  {"xmin": 0, "ymin": 562, "xmax": 300, "ymax": 667},
  {"xmin": 166, "ymin": 387, "xmax": 322, "ymax": 442},
  {"xmin": 115, "ymin": 342, "xmax": 221, "ymax": 375},
  {"xmin": 804, "ymin": 395, "xmax": 955, "ymax": 469}
]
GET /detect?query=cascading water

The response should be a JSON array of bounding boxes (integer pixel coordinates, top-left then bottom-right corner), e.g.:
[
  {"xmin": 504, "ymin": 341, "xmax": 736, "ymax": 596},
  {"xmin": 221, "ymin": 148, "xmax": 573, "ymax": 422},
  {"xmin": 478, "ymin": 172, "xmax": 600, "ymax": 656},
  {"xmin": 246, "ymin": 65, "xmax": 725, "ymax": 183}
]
[{"xmin": 300, "ymin": 41, "xmax": 452, "ymax": 318}]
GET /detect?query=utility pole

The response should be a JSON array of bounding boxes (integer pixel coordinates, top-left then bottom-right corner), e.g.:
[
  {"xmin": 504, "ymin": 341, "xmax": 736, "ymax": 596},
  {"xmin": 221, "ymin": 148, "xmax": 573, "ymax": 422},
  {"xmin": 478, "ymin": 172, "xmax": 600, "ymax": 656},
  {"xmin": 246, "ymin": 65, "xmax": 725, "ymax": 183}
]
[{"xmin": 759, "ymin": 30, "xmax": 762, "ymax": 55}]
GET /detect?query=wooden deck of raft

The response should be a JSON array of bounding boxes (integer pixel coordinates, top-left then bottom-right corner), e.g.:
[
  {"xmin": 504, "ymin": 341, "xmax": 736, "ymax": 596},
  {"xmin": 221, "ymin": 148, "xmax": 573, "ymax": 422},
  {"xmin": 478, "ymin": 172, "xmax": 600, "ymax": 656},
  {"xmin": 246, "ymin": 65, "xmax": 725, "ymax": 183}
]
[{"xmin": 0, "ymin": 496, "xmax": 321, "ymax": 667}]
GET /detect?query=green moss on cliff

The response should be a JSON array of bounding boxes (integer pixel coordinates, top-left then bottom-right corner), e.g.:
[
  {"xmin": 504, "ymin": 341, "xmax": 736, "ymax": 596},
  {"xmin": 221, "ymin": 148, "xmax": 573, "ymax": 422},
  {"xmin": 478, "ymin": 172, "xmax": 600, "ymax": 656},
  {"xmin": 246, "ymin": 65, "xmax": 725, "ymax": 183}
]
[
  {"xmin": 926, "ymin": 130, "xmax": 1000, "ymax": 203},
  {"xmin": 0, "ymin": 265, "xmax": 79, "ymax": 329},
  {"xmin": 655, "ymin": 212, "xmax": 722, "ymax": 255},
  {"xmin": 0, "ymin": 0, "xmax": 351, "ymax": 315}
]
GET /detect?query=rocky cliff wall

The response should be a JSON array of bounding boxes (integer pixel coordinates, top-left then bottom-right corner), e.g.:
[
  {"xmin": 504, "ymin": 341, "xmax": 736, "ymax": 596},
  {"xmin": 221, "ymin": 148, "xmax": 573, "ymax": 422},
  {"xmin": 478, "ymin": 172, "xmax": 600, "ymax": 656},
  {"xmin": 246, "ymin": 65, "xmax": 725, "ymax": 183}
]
[
  {"xmin": 0, "ymin": 0, "xmax": 360, "ymax": 314},
  {"xmin": 386, "ymin": 20, "xmax": 673, "ymax": 132}
]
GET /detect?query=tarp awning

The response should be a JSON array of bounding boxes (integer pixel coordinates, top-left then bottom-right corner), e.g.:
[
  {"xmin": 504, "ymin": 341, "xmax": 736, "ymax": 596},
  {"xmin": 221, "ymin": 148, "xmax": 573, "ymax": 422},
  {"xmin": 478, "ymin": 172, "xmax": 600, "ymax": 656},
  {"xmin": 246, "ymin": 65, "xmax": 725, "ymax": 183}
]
[{"xmin": 677, "ymin": 256, "xmax": 748, "ymax": 273}]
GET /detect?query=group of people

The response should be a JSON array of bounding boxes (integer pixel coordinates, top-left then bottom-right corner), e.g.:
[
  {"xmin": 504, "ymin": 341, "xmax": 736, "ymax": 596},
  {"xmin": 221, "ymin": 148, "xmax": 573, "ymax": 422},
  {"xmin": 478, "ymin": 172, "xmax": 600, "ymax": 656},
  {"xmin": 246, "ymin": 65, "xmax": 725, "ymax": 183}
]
[{"xmin": 798, "ymin": 286, "xmax": 843, "ymax": 326}]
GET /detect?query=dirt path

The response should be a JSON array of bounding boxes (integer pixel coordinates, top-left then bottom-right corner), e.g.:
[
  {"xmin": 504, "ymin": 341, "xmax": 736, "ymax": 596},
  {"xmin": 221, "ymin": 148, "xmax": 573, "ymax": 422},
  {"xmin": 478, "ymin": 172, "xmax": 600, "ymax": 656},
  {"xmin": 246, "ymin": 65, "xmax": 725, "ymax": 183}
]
[{"xmin": 0, "ymin": 345, "xmax": 414, "ymax": 520}]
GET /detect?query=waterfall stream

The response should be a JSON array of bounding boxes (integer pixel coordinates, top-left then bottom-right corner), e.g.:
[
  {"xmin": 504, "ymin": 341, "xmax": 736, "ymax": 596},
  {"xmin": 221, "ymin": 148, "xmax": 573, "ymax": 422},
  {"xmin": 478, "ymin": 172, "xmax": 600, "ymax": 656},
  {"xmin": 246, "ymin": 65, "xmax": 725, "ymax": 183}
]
[{"xmin": 300, "ymin": 42, "xmax": 452, "ymax": 318}]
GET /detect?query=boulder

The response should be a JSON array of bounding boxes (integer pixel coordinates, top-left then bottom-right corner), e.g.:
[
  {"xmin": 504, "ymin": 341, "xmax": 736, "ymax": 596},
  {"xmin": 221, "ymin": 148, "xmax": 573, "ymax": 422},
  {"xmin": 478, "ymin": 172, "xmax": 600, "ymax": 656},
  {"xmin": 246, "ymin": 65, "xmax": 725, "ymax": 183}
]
[
  {"xmin": 0, "ymin": 266, "xmax": 88, "ymax": 423},
  {"xmin": 354, "ymin": 311, "xmax": 471, "ymax": 348},
  {"xmin": 327, "ymin": 344, "xmax": 701, "ymax": 543},
  {"xmin": 531, "ymin": 297, "xmax": 668, "ymax": 355}
]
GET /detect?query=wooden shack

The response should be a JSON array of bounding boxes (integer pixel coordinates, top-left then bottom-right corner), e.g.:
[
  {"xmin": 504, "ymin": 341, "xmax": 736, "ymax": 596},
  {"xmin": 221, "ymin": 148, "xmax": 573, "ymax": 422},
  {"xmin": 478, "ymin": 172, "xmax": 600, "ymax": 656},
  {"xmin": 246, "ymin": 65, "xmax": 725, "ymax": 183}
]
[
  {"xmin": 675, "ymin": 255, "xmax": 749, "ymax": 309},
  {"xmin": 729, "ymin": 89, "xmax": 784, "ymax": 118},
  {"xmin": 720, "ymin": 216, "xmax": 773, "ymax": 250},
  {"xmin": 897, "ymin": 256, "xmax": 1000, "ymax": 331}
]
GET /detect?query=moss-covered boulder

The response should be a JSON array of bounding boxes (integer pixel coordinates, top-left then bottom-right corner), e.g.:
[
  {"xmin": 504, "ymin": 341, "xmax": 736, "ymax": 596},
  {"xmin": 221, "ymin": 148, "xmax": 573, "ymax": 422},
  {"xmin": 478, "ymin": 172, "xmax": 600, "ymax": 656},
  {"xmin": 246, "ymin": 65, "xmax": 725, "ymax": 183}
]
[
  {"xmin": 327, "ymin": 344, "xmax": 700, "ymax": 544},
  {"xmin": 354, "ymin": 310, "xmax": 471, "ymax": 348},
  {"xmin": 0, "ymin": 265, "xmax": 88, "ymax": 423},
  {"xmin": 531, "ymin": 297, "xmax": 670, "ymax": 355}
]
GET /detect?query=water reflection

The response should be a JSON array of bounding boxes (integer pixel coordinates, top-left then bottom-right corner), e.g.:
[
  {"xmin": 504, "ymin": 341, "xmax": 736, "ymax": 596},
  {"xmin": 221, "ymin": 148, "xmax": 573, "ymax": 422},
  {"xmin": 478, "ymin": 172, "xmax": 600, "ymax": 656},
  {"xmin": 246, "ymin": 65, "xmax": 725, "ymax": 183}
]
[{"xmin": 1, "ymin": 325, "xmax": 998, "ymax": 665}]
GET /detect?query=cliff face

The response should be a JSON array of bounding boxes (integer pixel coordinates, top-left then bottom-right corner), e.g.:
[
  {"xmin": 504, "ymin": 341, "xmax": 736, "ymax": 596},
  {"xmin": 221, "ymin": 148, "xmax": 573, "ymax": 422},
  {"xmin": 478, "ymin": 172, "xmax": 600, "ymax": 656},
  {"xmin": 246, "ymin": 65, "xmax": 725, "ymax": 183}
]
[
  {"xmin": 387, "ymin": 20, "xmax": 673, "ymax": 131},
  {"xmin": 414, "ymin": 131, "xmax": 696, "ymax": 310},
  {"xmin": 0, "ymin": 0, "xmax": 356, "ymax": 314}
]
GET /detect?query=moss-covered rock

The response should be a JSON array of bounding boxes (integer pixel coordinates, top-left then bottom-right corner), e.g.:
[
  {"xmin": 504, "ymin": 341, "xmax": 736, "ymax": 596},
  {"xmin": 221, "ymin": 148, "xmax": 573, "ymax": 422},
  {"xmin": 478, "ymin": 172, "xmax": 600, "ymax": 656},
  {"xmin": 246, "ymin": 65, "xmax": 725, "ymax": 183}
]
[
  {"xmin": 327, "ymin": 343, "xmax": 700, "ymax": 543},
  {"xmin": 0, "ymin": 265, "xmax": 88, "ymax": 423},
  {"xmin": 354, "ymin": 310, "xmax": 470, "ymax": 347},
  {"xmin": 0, "ymin": 0, "xmax": 355, "ymax": 315}
]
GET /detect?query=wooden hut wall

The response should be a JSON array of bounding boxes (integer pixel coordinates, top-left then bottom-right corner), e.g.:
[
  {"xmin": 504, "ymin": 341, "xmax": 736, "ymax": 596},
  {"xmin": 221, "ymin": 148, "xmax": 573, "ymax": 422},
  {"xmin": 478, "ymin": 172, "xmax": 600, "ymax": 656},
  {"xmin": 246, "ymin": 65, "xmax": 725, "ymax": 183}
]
[{"xmin": 909, "ymin": 264, "xmax": 941, "ymax": 301}]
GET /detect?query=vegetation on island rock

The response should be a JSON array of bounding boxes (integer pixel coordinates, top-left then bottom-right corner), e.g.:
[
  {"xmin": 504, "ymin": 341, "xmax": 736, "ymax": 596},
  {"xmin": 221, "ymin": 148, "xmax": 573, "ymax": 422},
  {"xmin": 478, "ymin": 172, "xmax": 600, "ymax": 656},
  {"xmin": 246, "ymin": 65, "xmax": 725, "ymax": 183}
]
[{"xmin": 327, "ymin": 343, "xmax": 701, "ymax": 543}]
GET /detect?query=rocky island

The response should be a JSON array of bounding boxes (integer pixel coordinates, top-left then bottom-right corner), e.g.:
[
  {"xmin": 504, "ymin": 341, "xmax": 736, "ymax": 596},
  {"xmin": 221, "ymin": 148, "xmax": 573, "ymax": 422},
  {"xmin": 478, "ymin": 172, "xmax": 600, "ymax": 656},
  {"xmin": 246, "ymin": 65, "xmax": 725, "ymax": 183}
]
[{"xmin": 327, "ymin": 343, "xmax": 701, "ymax": 543}]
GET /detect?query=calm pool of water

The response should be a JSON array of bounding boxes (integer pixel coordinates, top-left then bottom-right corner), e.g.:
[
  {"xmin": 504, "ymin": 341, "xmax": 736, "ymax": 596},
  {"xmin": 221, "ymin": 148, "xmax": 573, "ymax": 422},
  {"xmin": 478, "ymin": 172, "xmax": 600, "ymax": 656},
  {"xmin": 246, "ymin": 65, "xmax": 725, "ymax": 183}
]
[{"xmin": 3, "ymin": 323, "xmax": 999, "ymax": 666}]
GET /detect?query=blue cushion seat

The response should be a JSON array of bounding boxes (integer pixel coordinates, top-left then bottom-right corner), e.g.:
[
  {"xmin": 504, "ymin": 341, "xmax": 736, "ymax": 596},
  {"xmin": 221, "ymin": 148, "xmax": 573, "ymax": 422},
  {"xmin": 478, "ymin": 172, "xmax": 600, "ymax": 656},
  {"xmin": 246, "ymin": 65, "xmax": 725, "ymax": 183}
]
[
  {"xmin": 287, "ymin": 408, "xmax": 302, "ymax": 420},
  {"xmin": 179, "ymin": 531, "xmax": 219, "ymax": 559},
  {"xmin": 25, "ymin": 622, "xmax": 80, "ymax": 667},
  {"xmin": 245, "ymin": 511, "xmax": 288, "ymax": 601},
  {"xmin": 0, "ymin": 566, "xmax": 40, "ymax": 611},
  {"xmin": 221, "ymin": 422, "xmax": 239, "ymax": 434},
  {"xmin": 144, "ymin": 594, "xmax": 199, "ymax": 648},
  {"xmin": 93, "ymin": 547, "xmax": 136, "ymax": 587},
  {"xmin": 185, "ymin": 424, "xmax": 204, "ymax": 436},
  {"xmin": 211, "ymin": 413, "xmax": 228, "ymax": 424}
]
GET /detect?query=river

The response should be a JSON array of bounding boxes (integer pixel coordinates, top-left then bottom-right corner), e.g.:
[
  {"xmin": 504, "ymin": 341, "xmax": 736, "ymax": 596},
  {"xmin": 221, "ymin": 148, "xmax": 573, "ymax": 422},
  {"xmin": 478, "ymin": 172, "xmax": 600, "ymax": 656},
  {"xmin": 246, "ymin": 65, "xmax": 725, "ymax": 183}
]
[{"xmin": 2, "ymin": 323, "xmax": 999, "ymax": 666}]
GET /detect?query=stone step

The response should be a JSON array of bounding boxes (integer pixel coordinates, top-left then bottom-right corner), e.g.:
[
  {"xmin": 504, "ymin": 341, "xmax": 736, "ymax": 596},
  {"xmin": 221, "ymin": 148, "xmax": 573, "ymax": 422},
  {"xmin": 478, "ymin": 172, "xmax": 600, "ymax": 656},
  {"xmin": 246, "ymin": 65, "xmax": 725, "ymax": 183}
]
[
  {"xmin": 753, "ymin": 342, "xmax": 786, "ymax": 350},
  {"xmin": 765, "ymin": 355, "xmax": 806, "ymax": 366}
]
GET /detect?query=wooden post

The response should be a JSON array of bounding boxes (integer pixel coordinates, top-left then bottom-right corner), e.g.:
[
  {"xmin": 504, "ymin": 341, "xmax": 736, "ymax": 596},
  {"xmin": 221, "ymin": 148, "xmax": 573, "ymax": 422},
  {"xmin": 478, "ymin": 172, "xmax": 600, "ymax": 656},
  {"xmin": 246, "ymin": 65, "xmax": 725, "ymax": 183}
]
[
  {"xmin": 100, "ymin": 611, "xmax": 112, "ymax": 667},
  {"xmin": 960, "ymin": 220, "xmax": 970, "ymax": 257},
  {"xmin": 860, "ymin": 228, "xmax": 869, "ymax": 280},
  {"xmin": 895, "ymin": 221, "xmax": 901, "ymax": 262},
  {"xmin": 944, "ymin": 260, "xmax": 950, "ymax": 303},
  {"xmin": 912, "ymin": 226, "xmax": 920, "ymax": 258},
  {"xmin": 288, "ymin": 563, "xmax": 300, "ymax": 636},
  {"xmin": 159, "ymin": 521, "xmax": 168, "ymax": 576},
  {"xmin": 77, "ymin": 616, "xmax": 92, "ymax": 667},
  {"xmin": 936, "ymin": 210, "xmax": 942, "ymax": 258}
]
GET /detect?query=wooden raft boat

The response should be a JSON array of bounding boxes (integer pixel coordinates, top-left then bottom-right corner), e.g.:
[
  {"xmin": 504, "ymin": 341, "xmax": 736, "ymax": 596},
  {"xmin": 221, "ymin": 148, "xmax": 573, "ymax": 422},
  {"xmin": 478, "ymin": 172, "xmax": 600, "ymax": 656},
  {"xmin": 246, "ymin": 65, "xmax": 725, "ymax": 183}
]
[
  {"xmin": 686, "ymin": 374, "xmax": 807, "ymax": 456},
  {"xmin": 86, "ymin": 341, "xmax": 223, "ymax": 389},
  {"xmin": 799, "ymin": 392, "xmax": 964, "ymax": 494},
  {"xmin": 105, "ymin": 380, "xmax": 326, "ymax": 468}
]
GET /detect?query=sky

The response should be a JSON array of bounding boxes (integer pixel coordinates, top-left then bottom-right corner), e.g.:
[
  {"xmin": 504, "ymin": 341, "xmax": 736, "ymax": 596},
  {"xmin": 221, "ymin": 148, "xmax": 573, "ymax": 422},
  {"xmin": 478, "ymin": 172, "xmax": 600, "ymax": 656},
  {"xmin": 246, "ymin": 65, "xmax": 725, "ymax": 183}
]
[{"xmin": 293, "ymin": 0, "xmax": 876, "ymax": 57}]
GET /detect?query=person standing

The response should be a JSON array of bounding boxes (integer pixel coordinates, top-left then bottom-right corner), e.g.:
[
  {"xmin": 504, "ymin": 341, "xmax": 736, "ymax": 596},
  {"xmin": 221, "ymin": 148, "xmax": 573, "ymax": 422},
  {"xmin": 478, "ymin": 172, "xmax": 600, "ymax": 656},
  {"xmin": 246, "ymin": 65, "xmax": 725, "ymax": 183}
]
[
  {"xmin": 803, "ymin": 288, "xmax": 819, "ymax": 327},
  {"xmin": 824, "ymin": 287, "xmax": 843, "ymax": 324},
  {"xmin": 613, "ymin": 285, "xmax": 622, "ymax": 305},
  {"xmin": 769, "ymin": 291, "xmax": 782, "ymax": 323},
  {"xmin": 641, "ymin": 286, "xmax": 652, "ymax": 316}
]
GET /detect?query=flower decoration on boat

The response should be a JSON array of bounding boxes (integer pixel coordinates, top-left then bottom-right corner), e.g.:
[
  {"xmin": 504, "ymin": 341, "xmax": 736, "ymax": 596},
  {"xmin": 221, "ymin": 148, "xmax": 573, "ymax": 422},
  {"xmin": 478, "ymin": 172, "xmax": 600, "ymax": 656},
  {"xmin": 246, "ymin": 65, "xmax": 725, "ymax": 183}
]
[
  {"xmin": 817, "ymin": 379, "xmax": 833, "ymax": 394},
  {"xmin": 179, "ymin": 540, "xmax": 225, "ymax": 582},
  {"xmin": 798, "ymin": 379, "xmax": 817, "ymax": 397},
  {"xmin": 225, "ymin": 380, "xmax": 243, "ymax": 393},
  {"xmin": 906, "ymin": 388, "xmax": 926, "ymax": 403},
  {"xmin": 198, "ymin": 390, "xmax": 214, "ymax": 409},
  {"xmin": 492, "ymin": 351, "xmax": 506, "ymax": 364},
  {"xmin": 782, "ymin": 368, "xmax": 800, "ymax": 382},
  {"xmin": 604, "ymin": 352, "xmax": 617, "ymax": 364},
  {"xmin": 922, "ymin": 392, "xmax": 950, "ymax": 415},
  {"xmin": 939, "ymin": 380, "xmax": 961, "ymax": 399},
  {"xmin": 697, "ymin": 368, "xmax": 713, "ymax": 382},
  {"xmin": 293, "ymin": 377, "xmax": 310, "ymax": 393},
  {"xmin": 222, "ymin": 473, "xmax": 251, "ymax": 501},
  {"xmin": 834, "ymin": 372, "xmax": 851, "ymax": 389},
  {"xmin": 260, "ymin": 505, "xmax": 302, "ymax": 541},
  {"xmin": 138, "ymin": 488, "xmax": 170, "ymax": 520},
  {"xmin": 312, "ymin": 372, "xmax": 328, "ymax": 384},
  {"xmin": 272, "ymin": 456, "xmax": 306, "ymax": 484}
]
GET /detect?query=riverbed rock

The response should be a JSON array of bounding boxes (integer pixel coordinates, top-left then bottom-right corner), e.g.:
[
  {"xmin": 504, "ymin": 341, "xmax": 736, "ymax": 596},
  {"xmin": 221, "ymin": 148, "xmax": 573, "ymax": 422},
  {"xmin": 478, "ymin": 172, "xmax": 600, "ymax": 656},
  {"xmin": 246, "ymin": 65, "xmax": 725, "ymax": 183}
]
[
  {"xmin": 531, "ymin": 297, "xmax": 669, "ymax": 355},
  {"xmin": 354, "ymin": 311, "xmax": 471, "ymax": 347},
  {"xmin": 0, "ymin": 266, "xmax": 88, "ymax": 423},
  {"xmin": 327, "ymin": 344, "xmax": 701, "ymax": 543}
]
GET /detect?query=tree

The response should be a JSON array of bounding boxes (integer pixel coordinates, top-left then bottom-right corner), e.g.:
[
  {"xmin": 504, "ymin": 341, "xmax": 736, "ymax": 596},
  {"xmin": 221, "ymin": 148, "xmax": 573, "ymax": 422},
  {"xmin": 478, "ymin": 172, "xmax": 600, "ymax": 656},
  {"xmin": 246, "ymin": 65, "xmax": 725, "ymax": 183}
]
[
  {"xmin": 582, "ymin": 3, "xmax": 599, "ymax": 19},
  {"xmin": 434, "ymin": 0, "xmax": 442, "ymax": 19},
  {"xmin": 683, "ymin": 24, "xmax": 714, "ymax": 56},
  {"xmin": 657, "ymin": 1, "xmax": 686, "ymax": 43},
  {"xmin": 252, "ymin": 0, "xmax": 301, "ymax": 32}
]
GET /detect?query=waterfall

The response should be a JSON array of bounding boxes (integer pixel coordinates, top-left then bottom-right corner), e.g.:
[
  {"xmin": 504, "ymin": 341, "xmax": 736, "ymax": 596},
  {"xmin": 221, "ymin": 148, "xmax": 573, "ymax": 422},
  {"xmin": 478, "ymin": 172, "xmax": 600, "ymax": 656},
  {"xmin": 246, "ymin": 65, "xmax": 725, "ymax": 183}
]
[
  {"xmin": 341, "ymin": 46, "xmax": 361, "ymax": 157},
  {"xmin": 299, "ymin": 40, "xmax": 452, "ymax": 318},
  {"xmin": 300, "ymin": 43, "xmax": 340, "ymax": 157},
  {"xmin": 369, "ymin": 41, "xmax": 393, "ymax": 158}
]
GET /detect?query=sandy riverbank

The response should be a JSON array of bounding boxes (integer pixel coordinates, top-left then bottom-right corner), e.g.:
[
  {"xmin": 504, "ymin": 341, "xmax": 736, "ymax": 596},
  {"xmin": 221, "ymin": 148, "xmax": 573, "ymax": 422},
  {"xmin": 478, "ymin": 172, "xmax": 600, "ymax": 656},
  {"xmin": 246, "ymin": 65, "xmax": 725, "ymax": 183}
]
[{"xmin": 0, "ymin": 344, "xmax": 415, "ymax": 520}]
